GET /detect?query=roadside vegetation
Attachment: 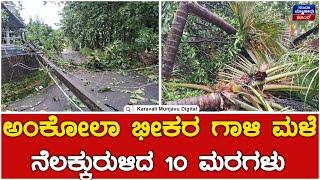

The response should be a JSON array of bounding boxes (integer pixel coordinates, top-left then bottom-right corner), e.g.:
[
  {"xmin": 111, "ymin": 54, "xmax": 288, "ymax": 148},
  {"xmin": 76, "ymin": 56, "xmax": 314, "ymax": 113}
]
[{"xmin": 2, "ymin": 70, "xmax": 52, "ymax": 103}]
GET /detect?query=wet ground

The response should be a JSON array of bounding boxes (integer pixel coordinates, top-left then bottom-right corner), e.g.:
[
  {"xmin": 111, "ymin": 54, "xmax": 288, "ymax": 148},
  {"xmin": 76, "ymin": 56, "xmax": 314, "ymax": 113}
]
[{"xmin": 2, "ymin": 50, "xmax": 159, "ymax": 112}]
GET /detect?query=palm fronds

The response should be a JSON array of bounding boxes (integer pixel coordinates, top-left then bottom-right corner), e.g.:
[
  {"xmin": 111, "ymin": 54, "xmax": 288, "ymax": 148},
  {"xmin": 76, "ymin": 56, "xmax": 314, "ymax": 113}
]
[{"xmin": 230, "ymin": 2, "xmax": 287, "ymax": 65}]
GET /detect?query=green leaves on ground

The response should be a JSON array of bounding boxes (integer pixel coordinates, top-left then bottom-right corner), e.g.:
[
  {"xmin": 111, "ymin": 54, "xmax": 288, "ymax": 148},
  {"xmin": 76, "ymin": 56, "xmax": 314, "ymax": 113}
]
[
  {"xmin": 2, "ymin": 70, "xmax": 52, "ymax": 103},
  {"xmin": 129, "ymin": 89, "xmax": 145, "ymax": 104}
]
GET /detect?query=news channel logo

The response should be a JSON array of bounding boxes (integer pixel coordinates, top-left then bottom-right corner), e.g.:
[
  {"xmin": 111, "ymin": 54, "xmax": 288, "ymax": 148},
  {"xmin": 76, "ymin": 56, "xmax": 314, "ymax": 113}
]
[{"xmin": 292, "ymin": 4, "xmax": 316, "ymax": 21}]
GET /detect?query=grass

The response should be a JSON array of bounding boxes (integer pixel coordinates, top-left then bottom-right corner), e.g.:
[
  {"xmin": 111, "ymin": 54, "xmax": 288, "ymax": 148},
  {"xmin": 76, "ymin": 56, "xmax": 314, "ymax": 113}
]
[
  {"xmin": 79, "ymin": 47, "xmax": 94, "ymax": 57},
  {"xmin": 2, "ymin": 70, "xmax": 52, "ymax": 104}
]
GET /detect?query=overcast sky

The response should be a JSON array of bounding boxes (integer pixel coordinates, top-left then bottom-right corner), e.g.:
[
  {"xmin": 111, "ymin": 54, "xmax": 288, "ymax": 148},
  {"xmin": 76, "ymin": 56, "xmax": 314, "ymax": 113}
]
[{"xmin": 17, "ymin": 1, "xmax": 63, "ymax": 29}]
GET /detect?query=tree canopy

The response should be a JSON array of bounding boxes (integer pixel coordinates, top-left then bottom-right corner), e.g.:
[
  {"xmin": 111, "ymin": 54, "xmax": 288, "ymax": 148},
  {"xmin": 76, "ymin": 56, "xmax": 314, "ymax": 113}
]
[
  {"xmin": 60, "ymin": 2, "xmax": 158, "ymax": 51},
  {"xmin": 26, "ymin": 2, "xmax": 159, "ymax": 71}
]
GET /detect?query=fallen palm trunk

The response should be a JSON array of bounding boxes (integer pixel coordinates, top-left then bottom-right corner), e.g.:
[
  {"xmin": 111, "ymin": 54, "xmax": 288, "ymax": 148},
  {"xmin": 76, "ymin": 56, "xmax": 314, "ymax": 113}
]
[
  {"xmin": 292, "ymin": 24, "xmax": 319, "ymax": 46},
  {"xmin": 186, "ymin": 2, "xmax": 236, "ymax": 34},
  {"xmin": 166, "ymin": 93, "xmax": 225, "ymax": 110},
  {"xmin": 162, "ymin": 1, "xmax": 236, "ymax": 79}
]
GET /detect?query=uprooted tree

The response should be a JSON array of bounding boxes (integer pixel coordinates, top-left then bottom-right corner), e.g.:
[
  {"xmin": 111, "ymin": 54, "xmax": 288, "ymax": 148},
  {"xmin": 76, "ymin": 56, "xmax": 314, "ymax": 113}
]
[{"xmin": 162, "ymin": 1, "xmax": 319, "ymax": 111}]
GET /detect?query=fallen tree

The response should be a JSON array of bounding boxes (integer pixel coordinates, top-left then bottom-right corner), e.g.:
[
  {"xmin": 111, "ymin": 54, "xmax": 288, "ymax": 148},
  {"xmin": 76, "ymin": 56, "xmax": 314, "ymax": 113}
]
[{"xmin": 162, "ymin": 2, "xmax": 236, "ymax": 79}]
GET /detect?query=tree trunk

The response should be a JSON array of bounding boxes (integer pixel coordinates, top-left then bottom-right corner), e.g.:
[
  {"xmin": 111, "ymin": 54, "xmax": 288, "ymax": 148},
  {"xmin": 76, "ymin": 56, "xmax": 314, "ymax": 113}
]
[
  {"xmin": 166, "ymin": 93, "xmax": 225, "ymax": 111},
  {"xmin": 186, "ymin": 2, "xmax": 236, "ymax": 35},
  {"xmin": 95, "ymin": 32, "xmax": 101, "ymax": 49},
  {"xmin": 162, "ymin": 2, "xmax": 188, "ymax": 79},
  {"xmin": 292, "ymin": 24, "xmax": 319, "ymax": 46}
]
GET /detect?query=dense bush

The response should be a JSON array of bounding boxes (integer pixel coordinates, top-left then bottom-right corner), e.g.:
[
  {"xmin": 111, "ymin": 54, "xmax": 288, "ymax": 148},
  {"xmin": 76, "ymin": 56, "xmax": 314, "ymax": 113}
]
[
  {"xmin": 27, "ymin": 18, "xmax": 65, "ymax": 57},
  {"xmin": 61, "ymin": 2, "xmax": 159, "ymax": 70},
  {"xmin": 84, "ymin": 40, "xmax": 134, "ymax": 71}
]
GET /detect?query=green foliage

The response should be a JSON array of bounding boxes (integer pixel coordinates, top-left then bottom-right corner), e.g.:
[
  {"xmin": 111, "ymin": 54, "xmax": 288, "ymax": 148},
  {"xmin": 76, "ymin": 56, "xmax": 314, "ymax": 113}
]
[
  {"xmin": 61, "ymin": 2, "xmax": 159, "ymax": 71},
  {"xmin": 135, "ymin": 27, "xmax": 159, "ymax": 53},
  {"xmin": 230, "ymin": 2, "xmax": 286, "ymax": 64},
  {"xmin": 53, "ymin": 56, "xmax": 74, "ymax": 70},
  {"xmin": 129, "ymin": 89, "xmax": 145, "ymax": 104},
  {"xmin": 79, "ymin": 47, "xmax": 94, "ymax": 57},
  {"xmin": 137, "ymin": 66, "xmax": 158, "ymax": 82},
  {"xmin": 27, "ymin": 18, "xmax": 52, "ymax": 45},
  {"xmin": 27, "ymin": 18, "xmax": 65, "ymax": 56},
  {"xmin": 2, "ymin": 70, "xmax": 52, "ymax": 103},
  {"xmin": 1, "ymin": 9, "xmax": 8, "ymax": 25},
  {"xmin": 84, "ymin": 40, "xmax": 135, "ymax": 71},
  {"xmin": 281, "ymin": 49, "xmax": 319, "ymax": 107},
  {"xmin": 98, "ymin": 86, "xmax": 112, "ymax": 93},
  {"xmin": 61, "ymin": 2, "xmax": 158, "ymax": 50},
  {"xmin": 43, "ymin": 29, "xmax": 65, "ymax": 55}
]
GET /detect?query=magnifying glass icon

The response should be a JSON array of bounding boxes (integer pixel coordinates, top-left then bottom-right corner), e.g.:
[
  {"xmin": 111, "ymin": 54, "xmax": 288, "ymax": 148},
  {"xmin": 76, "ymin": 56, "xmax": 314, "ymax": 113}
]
[{"xmin": 125, "ymin": 106, "xmax": 131, "ymax": 112}]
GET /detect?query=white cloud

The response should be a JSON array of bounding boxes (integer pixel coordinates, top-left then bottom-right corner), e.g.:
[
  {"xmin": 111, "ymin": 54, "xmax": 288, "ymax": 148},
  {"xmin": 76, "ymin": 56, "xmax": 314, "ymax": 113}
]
[{"xmin": 17, "ymin": 0, "xmax": 63, "ymax": 29}]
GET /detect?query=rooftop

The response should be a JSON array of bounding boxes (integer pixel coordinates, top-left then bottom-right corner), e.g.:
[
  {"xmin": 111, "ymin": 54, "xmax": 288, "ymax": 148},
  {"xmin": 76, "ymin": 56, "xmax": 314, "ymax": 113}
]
[{"xmin": 1, "ymin": 1, "xmax": 26, "ymax": 30}]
